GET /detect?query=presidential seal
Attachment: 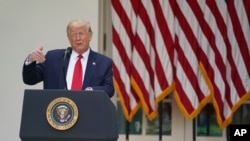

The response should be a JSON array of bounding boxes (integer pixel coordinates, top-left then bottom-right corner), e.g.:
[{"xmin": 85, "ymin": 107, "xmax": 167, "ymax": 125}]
[{"xmin": 46, "ymin": 97, "xmax": 78, "ymax": 130}]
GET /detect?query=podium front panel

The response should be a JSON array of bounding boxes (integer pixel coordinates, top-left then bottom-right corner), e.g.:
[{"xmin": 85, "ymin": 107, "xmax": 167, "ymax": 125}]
[{"xmin": 19, "ymin": 89, "xmax": 118, "ymax": 141}]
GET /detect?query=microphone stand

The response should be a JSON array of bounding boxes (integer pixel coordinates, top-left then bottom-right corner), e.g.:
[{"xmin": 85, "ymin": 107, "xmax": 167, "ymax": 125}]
[
  {"xmin": 63, "ymin": 63, "xmax": 68, "ymax": 90},
  {"xmin": 63, "ymin": 47, "xmax": 72, "ymax": 90}
]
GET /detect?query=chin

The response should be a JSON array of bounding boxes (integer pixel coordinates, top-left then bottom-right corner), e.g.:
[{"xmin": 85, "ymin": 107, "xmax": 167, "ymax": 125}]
[
  {"xmin": 76, "ymin": 47, "xmax": 87, "ymax": 53},
  {"xmin": 76, "ymin": 46, "xmax": 84, "ymax": 50}
]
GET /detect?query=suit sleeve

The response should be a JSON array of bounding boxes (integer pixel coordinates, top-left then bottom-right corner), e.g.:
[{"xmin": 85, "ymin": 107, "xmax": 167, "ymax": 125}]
[{"xmin": 22, "ymin": 61, "xmax": 44, "ymax": 85}]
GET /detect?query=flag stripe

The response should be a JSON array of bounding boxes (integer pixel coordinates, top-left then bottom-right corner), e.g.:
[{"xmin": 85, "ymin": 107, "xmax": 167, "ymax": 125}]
[
  {"xmin": 112, "ymin": 0, "xmax": 250, "ymax": 129},
  {"xmin": 153, "ymin": 0, "xmax": 174, "ymax": 91},
  {"xmin": 170, "ymin": 0, "xmax": 212, "ymax": 118},
  {"xmin": 243, "ymin": 0, "xmax": 250, "ymax": 27},
  {"xmin": 227, "ymin": 0, "xmax": 249, "ymax": 75},
  {"xmin": 131, "ymin": 0, "xmax": 157, "ymax": 119},
  {"xmin": 112, "ymin": 0, "xmax": 140, "ymax": 122}
]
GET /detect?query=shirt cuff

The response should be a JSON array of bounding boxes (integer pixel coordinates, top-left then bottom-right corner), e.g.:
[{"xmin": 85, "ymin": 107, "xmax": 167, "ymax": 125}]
[
  {"xmin": 24, "ymin": 54, "xmax": 32, "ymax": 65},
  {"xmin": 85, "ymin": 87, "xmax": 93, "ymax": 91}
]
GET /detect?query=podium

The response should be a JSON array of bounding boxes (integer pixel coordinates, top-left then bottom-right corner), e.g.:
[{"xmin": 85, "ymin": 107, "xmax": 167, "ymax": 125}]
[{"xmin": 19, "ymin": 89, "xmax": 119, "ymax": 141}]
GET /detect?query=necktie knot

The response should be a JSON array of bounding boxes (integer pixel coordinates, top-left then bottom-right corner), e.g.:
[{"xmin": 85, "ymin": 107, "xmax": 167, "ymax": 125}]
[{"xmin": 78, "ymin": 55, "xmax": 83, "ymax": 59}]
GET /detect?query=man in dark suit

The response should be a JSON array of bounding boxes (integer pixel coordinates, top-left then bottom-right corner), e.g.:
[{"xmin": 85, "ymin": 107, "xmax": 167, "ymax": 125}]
[{"xmin": 22, "ymin": 19, "xmax": 114, "ymax": 97}]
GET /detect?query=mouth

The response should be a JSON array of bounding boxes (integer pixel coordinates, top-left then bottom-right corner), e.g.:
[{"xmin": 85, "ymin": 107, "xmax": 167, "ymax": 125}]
[{"xmin": 75, "ymin": 43, "xmax": 83, "ymax": 48}]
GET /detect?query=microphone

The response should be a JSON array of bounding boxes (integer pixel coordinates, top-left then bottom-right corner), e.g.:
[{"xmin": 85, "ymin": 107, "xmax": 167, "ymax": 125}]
[
  {"xmin": 64, "ymin": 47, "xmax": 72, "ymax": 61},
  {"xmin": 63, "ymin": 47, "xmax": 72, "ymax": 90}
]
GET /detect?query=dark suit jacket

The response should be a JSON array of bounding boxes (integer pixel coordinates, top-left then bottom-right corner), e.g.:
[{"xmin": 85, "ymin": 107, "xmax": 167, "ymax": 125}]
[{"xmin": 22, "ymin": 48, "xmax": 114, "ymax": 97}]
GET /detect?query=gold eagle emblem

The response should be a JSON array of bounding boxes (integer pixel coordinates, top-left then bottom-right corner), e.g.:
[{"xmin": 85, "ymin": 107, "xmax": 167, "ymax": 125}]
[{"xmin": 46, "ymin": 97, "xmax": 78, "ymax": 130}]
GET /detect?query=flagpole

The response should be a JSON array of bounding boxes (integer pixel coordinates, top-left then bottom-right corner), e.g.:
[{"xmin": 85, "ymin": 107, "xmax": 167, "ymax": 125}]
[
  {"xmin": 193, "ymin": 118, "xmax": 196, "ymax": 141},
  {"xmin": 159, "ymin": 101, "xmax": 163, "ymax": 141},
  {"xmin": 125, "ymin": 119, "xmax": 130, "ymax": 141},
  {"xmin": 226, "ymin": 126, "xmax": 229, "ymax": 141}
]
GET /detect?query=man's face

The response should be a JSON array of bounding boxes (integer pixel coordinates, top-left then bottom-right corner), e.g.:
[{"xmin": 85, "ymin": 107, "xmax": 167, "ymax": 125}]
[{"xmin": 68, "ymin": 26, "xmax": 92, "ymax": 54}]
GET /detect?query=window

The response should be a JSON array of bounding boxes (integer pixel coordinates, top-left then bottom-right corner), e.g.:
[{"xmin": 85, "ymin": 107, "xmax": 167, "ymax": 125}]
[
  {"xmin": 231, "ymin": 103, "xmax": 250, "ymax": 124},
  {"xmin": 117, "ymin": 95, "xmax": 172, "ymax": 136},
  {"xmin": 196, "ymin": 103, "xmax": 222, "ymax": 136},
  {"xmin": 117, "ymin": 102, "xmax": 143, "ymax": 135},
  {"xmin": 146, "ymin": 102, "xmax": 172, "ymax": 135},
  {"xmin": 197, "ymin": 102, "xmax": 250, "ymax": 137}
]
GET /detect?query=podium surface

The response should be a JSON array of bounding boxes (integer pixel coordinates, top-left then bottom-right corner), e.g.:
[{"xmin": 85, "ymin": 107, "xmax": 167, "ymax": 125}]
[{"xmin": 20, "ymin": 89, "xmax": 118, "ymax": 141}]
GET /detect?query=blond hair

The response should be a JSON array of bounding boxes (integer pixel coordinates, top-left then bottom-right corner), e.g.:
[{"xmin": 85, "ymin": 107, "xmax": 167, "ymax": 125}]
[{"xmin": 67, "ymin": 19, "xmax": 93, "ymax": 36}]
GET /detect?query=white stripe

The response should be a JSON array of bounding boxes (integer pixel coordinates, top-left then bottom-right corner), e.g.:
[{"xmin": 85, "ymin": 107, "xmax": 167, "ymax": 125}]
[
  {"xmin": 112, "ymin": 3, "xmax": 137, "ymax": 110},
  {"xmin": 154, "ymin": 1, "xmax": 174, "ymax": 96},
  {"xmin": 132, "ymin": 49, "xmax": 155, "ymax": 110},
  {"xmin": 112, "ymin": 7, "xmax": 132, "ymax": 59},
  {"xmin": 176, "ymin": 1, "xmax": 210, "ymax": 96},
  {"xmin": 142, "ymin": 0, "xmax": 168, "ymax": 97},
  {"xmin": 235, "ymin": 0, "xmax": 250, "ymax": 48},
  {"xmin": 120, "ymin": 0, "xmax": 137, "ymax": 34},
  {"xmin": 176, "ymin": 60, "xmax": 199, "ymax": 108},
  {"xmin": 228, "ymin": 1, "xmax": 250, "ymax": 91},
  {"xmin": 160, "ymin": 0, "xmax": 175, "ymax": 38}
]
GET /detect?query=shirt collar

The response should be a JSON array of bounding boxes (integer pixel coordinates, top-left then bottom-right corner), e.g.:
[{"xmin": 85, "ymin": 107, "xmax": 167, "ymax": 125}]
[{"xmin": 71, "ymin": 48, "xmax": 90, "ymax": 60}]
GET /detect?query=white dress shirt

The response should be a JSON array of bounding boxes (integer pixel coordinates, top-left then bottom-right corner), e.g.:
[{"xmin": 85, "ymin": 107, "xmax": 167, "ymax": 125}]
[{"xmin": 66, "ymin": 48, "xmax": 90, "ymax": 90}]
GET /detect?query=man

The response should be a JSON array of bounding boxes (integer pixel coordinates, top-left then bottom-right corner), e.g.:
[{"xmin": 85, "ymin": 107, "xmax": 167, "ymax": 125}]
[{"xmin": 22, "ymin": 19, "xmax": 114, "ymax": 97}]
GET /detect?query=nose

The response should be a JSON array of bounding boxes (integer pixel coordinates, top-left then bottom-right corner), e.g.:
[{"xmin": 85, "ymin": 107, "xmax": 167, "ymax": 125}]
[{"xmin": 76, "ymin": 33, "xmax": 81, "ymax": 40}]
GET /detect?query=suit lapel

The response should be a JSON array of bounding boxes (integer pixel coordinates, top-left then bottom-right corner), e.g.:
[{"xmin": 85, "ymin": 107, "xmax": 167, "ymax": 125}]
[{"xmin": 83, "ymin": 50, "xmax": 96, "ymax": 89}]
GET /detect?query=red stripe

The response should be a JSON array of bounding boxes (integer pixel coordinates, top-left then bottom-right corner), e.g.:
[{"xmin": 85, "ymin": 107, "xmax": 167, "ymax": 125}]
[
  {"xmin": 112, "ymin": 0, "xmax": 135, "ymax": 44},
  {"xmin": 204, "ymin": 0, "xmax": 229, "ymax": 123},
  {"xmin": 112, "ymin": 0, "xmax": 249, "ymax": 128},
  {"xmin": 170, "ymin": 0, "xmax": 209, "ymax": 116},
  {"xmin": 131, "ymin": 65, "xmax": 154, "ymax": 114},
  {"xmin": 113, "ymin": 65, "xmax": 131, "ymax": 113},
  {"xmin": 223, "ymin": 1, "xmax": 247, "ymax": 97},
  {"xmin": 176, "ymin": 41, "xmax": 205, "ymax": 102},
  {"xmin": 112, "ymin": 0, "xmax": 137, "ymax": 120},
  {"xmin": 189, "ymin": 0, "xmax": 231, "ymax": 98},
  {"xmin": 112, "ymin": 27, "xmax": 131, "ymax": 73},
  {"xmin": 133, "ymin": 33, "xmax": 154, "ymax": 80},
  {"xmin": 131, "ymin": 0, "xmax": 155, "ymax": 115},
  {"xmin": 227, "ymin": 0, "xmax": 250, "ymax": 76},
  {"xmin": 189, "ymin": 1, "xmax": 231, "ymax": 123},
  {"xmin": 243, "ymin": 0, "xmax": 250, "ymax": 27},
  {"xmin": 152, "ymin": 0, "xmax": 174, "ymax": 89},
  {"xmin": 176, "ymin": 79, "xmax": 195, "ymax": 114},
  {"xmin": 174, "ymin": 36, "xmax": 198, "ymax": 114}
]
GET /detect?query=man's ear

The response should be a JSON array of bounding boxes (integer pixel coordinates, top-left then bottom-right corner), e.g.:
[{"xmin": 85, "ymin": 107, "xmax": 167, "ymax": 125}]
[{"xmin": 89, "ymin": 34, "xmax": 92, "ymax": 41}]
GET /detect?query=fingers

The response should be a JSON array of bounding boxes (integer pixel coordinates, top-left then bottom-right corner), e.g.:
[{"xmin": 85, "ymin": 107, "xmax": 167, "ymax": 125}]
[
  {"xmin": 38, "ymin": 46, "xmax": 43, "ymax": 51},
  {"xmin": 29, "ymin": 46, "xmax": 46, "ymax": 63}
]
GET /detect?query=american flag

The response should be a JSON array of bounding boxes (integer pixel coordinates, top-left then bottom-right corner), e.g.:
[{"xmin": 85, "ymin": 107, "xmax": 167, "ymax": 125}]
[{"xmin": 112, "ymin": 0, "xmax": 250, "ymax": 128}]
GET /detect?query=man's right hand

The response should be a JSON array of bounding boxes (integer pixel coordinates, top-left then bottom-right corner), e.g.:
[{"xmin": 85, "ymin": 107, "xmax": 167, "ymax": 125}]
[{"xmin": 28, "ymin": 46, "xmax": 46, "ymax": 63}]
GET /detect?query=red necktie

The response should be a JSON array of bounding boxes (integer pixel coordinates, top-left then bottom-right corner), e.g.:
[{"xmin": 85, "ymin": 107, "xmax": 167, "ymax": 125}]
[{"xmin": 71, "ymin": 55, "xmax": 83, "ymax": 90}]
